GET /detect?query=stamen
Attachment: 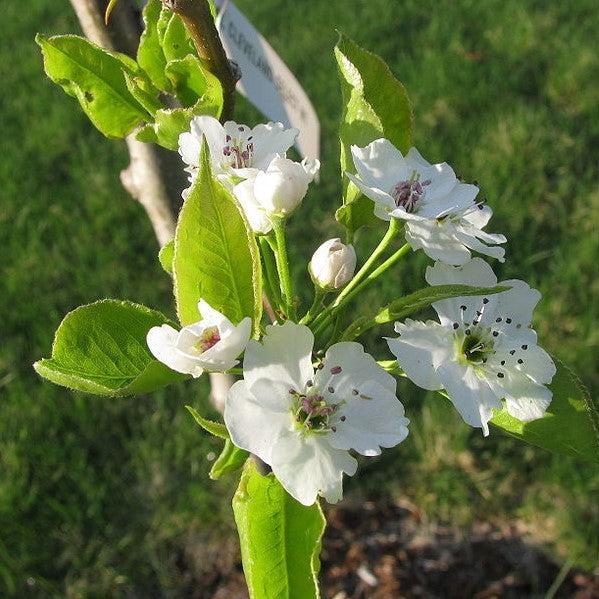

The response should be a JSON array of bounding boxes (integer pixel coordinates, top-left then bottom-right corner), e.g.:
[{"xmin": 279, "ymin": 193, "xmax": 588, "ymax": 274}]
[
  {"xmin": 497, "ymin": 372, "xmax": 504, "ymax": 378},
  {"xmin": 330, "ymin": 366, "xmax": 343, "ymax": 375}
]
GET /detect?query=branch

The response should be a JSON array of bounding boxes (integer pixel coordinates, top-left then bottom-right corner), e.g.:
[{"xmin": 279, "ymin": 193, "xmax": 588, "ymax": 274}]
[
  {"xmin": 162, "ymin": 0, "xmax": 237, "ymax": 121},
  {"xmin": 69, "ymin": 0, "xmax": 232, "ymax": 408}
]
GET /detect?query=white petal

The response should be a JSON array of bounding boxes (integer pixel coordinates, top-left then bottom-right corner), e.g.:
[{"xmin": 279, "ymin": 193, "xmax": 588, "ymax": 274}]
[
  {"xmin": 232, "ymin": 178, "xmax": 273, "ymax": 234},
  {"xmin": 224, "ymin": 380, "xmax": 291, "ymax": 463},
  {"xmin": 405, "ymin": 220, "xmax": 472, "ymax": 265},
  {"xmin": 270, "ymin": 432, "xmax": 357, "ymax": 505},
  {"xmin": 146, "ymin": 324, "xmax": 203, "ymax": 377},
  {"xmin": 490, "ymin": 279, "xmax": 541, "ymax": 328},
  {"xmin": 243, "ymin": 321, "xmax": 314, "ymax": 391},
  {"xmin": 178, "ymin": 132, "xmax": 202, "ymax": 168},
  {"xmin": 315, "ymin": 342, "xmax": 396, "ymax": 398},
  {"xmin": 505, "ymin": 385, "xmax": 552, "ymax": 421},
  {"xmin": 436, "ymin": 362, "xmax": 502, "ymax": 435},
  {"xmin": 418, "ymin": 181, "xmax": 476, "ymax": 215},
  {"xmin": 197, "ymin": 299, "xmax": 230, "ymax": 327},
  {"xmin": 345, "ymin": 172, "xmax": 397, "ymax": 219},
  {"xmin": 351, "ymin": 139, "xmax": 408, "ymax": 192},
  {"xmin": 462, "ymin": 204, "xmax": 493, "ymax": 228},
  {"xmin": 405, "ymin": 148, "xmax": 459, "ymax": 202},
  {"xmin": 426, "ymin": 258, "xmax": 498, "ymax": 326},
  {"xmin": 386, "ymin": 320, "xmax": 453, "ymax": 390},
  {"xmin": 250, "ymin": 122, "xmax": 298, "ymax": 170},
  {"xmin": 198, "ymin": 317, "xmax": 252, "ymax": 372},
  {"xmin": 329, "ymin": 381, "xmax": 409, "ymax": 456},
  {"xmin": 191, "ymin": 116, "xmax": 226, "ymax": 168},
  {"xmin": 454, "ymin": 227, "xmax": 506, "ymax": 262}
]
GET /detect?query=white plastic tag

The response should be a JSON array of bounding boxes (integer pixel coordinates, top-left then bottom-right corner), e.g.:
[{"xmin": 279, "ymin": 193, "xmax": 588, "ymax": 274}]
[{"xmin": 213, "ymin": 0, "xmax": 320, "ymax": 162}]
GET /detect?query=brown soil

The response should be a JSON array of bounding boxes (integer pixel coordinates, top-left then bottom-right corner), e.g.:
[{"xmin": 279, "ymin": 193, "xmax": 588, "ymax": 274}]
[{"xmin": 198, "ymin": 500, "xmax": 599, "ymax": 598}]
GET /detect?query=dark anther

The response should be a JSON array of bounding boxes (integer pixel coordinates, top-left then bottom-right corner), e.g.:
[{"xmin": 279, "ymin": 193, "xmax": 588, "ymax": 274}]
[
  {"xmin": 328, "ymin": 387, "xmax": 335, "ymax": 393},
  {"xmin": 465, "ymin": 329, "xmax": 471, "ymax": 335},
  {"xmin": 330, "ymin": 366, "xmax": 342, "ymax": 375},
  {"xmin": 496, "ymin": 317, "xmax": 502, "ymax": 323},
  {"xmin": 518, "ymin": 359, "xmax": 524, "ymax": 364},
  {"xmin": 460, "ymin": 305, "xmax": 467, "ymax": 311},
  {"xmin": 340, "ymin": 415, "xmax": 346, "ymax": 422},
  {"xmin": 493, "ymin": 331, "xmax": 499, "ymax": 337},
  {"xmin": 497, "ymin": 372, "xmax": 505, "ymax": 378},
  {"xmin": 510, "ymin": 350, "xmax": 516, "ymax": 355},
  {"xmin": 506, "ymin": 318, "xmax": 512, "ymax": 324},
  {"xmin": 482, "ymin": 298, "xmax": 489, "ymax": 304},
  {"xmin": 453, "ymin": 323, "xmax": 459, "ymax": 329},
  {"xmin": 352, "ymin": 389, "xmax": 359, "ymax": 395},
  {"xmin": 500, "ymin": 360, "xmax": 505, "ymax": 366},
  {"xmin": 521, "ymin": 344, "xmax": 528, "ymax": 350}
]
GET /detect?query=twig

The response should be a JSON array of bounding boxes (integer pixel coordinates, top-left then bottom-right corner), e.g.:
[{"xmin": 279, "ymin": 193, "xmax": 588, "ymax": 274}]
[{"xmin": 162, "ymin": 0, "xmax": 237, "ymax": 121}]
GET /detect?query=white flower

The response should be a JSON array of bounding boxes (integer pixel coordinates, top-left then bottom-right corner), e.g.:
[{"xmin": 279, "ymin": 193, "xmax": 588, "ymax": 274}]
[
  {"xmin": 178, "ymin": 116, "xmax": 298, "ymax": 180},
  {"xmin": 224, "ymin": 321, "xmax": 409, "ymax": 505},
  {"xmin": 386, "ymin": 258, "xmax": 555, "ymax": 435},
  {"xmin": 147, "ymin": 300, "xmax": 251, "ymax": 378},
  {"xmin": 252, "ymin": 155, "xmax": 320, "ymax": 217},
  {"xmin": 309, "ymin": 238, "xmax": 357, "ymax": 290},
  {"xmin": 347, "ymin": 139, "xmax": 506, "ymax": 265}
]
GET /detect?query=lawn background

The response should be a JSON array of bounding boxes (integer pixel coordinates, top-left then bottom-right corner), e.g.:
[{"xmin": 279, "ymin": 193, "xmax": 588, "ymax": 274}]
[{"xmin": 1, "ymin": 0, "xmax": 598, "ymax": 596}]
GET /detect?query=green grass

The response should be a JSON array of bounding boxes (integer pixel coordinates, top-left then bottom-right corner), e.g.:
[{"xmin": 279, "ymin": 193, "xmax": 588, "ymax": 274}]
[{"xmin": 1, "ymin": 0, "xmax": 598, "ymax": 595}]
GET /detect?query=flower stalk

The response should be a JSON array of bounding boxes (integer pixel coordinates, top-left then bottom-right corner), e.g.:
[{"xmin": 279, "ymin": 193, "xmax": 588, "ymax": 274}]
[{"xmin": 271, "ymin": 218, "xmax": 296, "ymax": 320}]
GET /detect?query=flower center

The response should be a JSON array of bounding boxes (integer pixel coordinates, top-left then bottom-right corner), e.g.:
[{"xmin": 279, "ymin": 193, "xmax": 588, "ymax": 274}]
[
  {"xmin": 454, "ymin": 325, "xmax": 494, "ymax": 365},
  {"xmin": 222, "ymin": 128, "xmax": 254, "ymax": 169},
  {"xmin": 391, "ymin": 170, "xmax": 431, "ymax": 213},
  {"xmin": 194, "ymin": 326, "xmax": 221, "ymax": 353},
  {"xmin": 293, "ymin": 393, "xmax": 338, "ymax": 431}
]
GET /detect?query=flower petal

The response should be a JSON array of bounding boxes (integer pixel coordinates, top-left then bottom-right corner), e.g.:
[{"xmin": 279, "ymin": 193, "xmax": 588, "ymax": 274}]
[
  {"xmin": 270, "ymin": 432, "xmax": 357, "ymax": 505},
  {"xmin": 386, "ymin": 320, "xmax": 453, "ymax": 390},
  {"xmin": 224, "ymin": 380, "xmax": 291, "ymax": 464},
  {"xmin": 329, "ymin": 380, "xmax": 410, "ymax": 456},
  {"xmin": 243, "ymin": 321, "xmax": 314, "ymax": 391},
  {"xmin": 315, "ymin": 342, "xmax": 396, "ymax": 398},
  {"xmin": 351, "ymin": 139, "xmax": 408, "ymax": 192},
  {"xmin": 405, "ymin": 220, "xmax": 473, "ymax": 265},
  {"xmin": 198, "ymin": 317, "xmax": 252, "ymax": 372},
  {"xmin": 147, "ymin": 324, "xmax": 203, "ymax": 377},
  {"xmin": 436, "ymin": 362, "xmax": 502, "ymax": 435},
  {"xmin": 250, "ymin": 122, "xmax": 298, "ymax": 170}
]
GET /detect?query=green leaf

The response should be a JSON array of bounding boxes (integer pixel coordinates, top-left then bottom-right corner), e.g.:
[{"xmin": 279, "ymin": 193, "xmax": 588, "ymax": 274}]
[
  {"xmin": 210, "ymin": 440, "xmax": 249, "ymax": 480},
  {"xmin": 34, "ymin": 300, "xmax": 185, "ymax": 396},
  {"xmin": 335, "ymin": 32, "xmax": 413, "ymax": 234},
  {"xmin": 375, "ymin": 284, "xmax": 510, "ymax": 325},
  {"xmin": 185, "ymin": 405, "xmax": 229, "ymax": 439},
  {"xmin": 172, "ymin": 142, "xmax": 262, "ymax": 331},
  {"xmin": 233, "ymin": 460, "xmax": 326, "ymax": 599},
  {"xmin": 335, "ymin": 195, "xmax": 378, "ymax": 233},
  {"xmin": 160, "ymin": 10, "xmax": 195, "ymax": 62},
  {"xmin": 165, "ymin": 54, "xmax": 223, "ymax": 109},
  {"xmin": 158, "ymin": 239, "xmax": 174, "ymax": 274},
  {"xmin": 491, "ymin": 360, "xmax": 599, "ymax": 463},
  {"xmin": 137, "ymin": 0, "xmax": 171, "ymax": 92},
  {"xmin": 123, "ymin": 72, "xmax": 162, "ymax": 117},
  {"xmin": 36, "ymin": 34, "xmax": 148, "ymax": 138}
]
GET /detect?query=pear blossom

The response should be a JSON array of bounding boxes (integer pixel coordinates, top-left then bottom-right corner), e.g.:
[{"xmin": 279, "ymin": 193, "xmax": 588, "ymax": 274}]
[
  {"xmin": 386, "ymin": 258, "xmax": 555, "ymax": 435},
  {"xmin": 147, "ymin": 300, "xmax": 251, "ymax": 378},
  {"xmin": 225, "ymin": 321, "xmax": 409, "ymax": 505},
  {"xmin": 309, "ymin": 238, "xmax": 357, "ymax": 290},
  {"xmin": 347, "ymin": 139, "xmax": 506, "ymax": 265},
  {"xmin": 178, "ymin": 115, "xmax": 298, "ymax": 180}
]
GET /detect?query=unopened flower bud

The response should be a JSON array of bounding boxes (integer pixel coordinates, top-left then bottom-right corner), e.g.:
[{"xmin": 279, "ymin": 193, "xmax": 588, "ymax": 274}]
[
  {"xmin": 253, "ymin": 156, "xmax": 319, "ymax": 216},
  {"xmin": 309, "ymin": 238, "xmax": 357, "ymax": 290}
]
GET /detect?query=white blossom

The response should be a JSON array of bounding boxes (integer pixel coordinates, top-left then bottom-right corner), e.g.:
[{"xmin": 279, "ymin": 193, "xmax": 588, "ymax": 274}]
[
  {"xmin": 178, "ymin": 116, "xmax": 298, "ymax": 180},
  {"xmin": 309, "ymin": 238, "xmax": 357, "ymax": 290},
  {"xmin": 224, "ymin": 321, "xmax": 409, "ymax": 505},
  {"xmin": 386, "ymin": 258, "xmax": 555, "ymax": 435},
  {"xmin": 347, "ymin": 139, "xmax": 506, "ymax": 265},
  {"xmin": 147, "ymin": 300, "xmax": 251, "ymax": 378}
]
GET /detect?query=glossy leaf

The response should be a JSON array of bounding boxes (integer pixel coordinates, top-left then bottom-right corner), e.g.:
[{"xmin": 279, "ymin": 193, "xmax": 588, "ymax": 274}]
[
  {"xmin": 172, "ymin": 142, "xmax": 262, "ymax": 331},
  {"xmin": 210, "ymin": 441, "xmax": 249, "ymax": 480},
  {"xmin": 158, "ymin": 239, "xmax": 174, "ymax": 274},
  {"xmin": 185, "ymin": 405, "xmax": 229, "ymax": 439},
  {"xmin": 160, "ymin": 10, "xmax": 195, "ymax": 62},
  {"xmin": 335, "ymin": 33, "xmax": 413, "ymax": 234},
  {"xmin": 233, "ymin": 460, "xmax": 326, "ymax": 599},
  {"xmin": 491, "ymin": 360, "xmax": 599, "ymax": 463},
  {"xmin": 36, "ymin": 34, "xmax": 148, "ymax": 138},
  {"xmin": 123, "ymin": 72, "xmax": 162, "ymax": 117},
  {"xmin": 137, "ymin": 0, "xmax": 171, "ymax": 92},
  {"xmin": 34, "ymin": 300, "xmax": 185, "ymax": 396},
  {"xmin": 165, "ymin": 54, "xmax": 223, "ymax": 109}
]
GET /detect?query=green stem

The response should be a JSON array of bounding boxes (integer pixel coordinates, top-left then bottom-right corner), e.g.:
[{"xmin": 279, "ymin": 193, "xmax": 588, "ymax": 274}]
[
  {"xmin": 259, "ymin": 236, "xmax": 282, "ymax": 313},
  {"xmin": 272, "ymin": 218, "xmax": 296, "ymax": 320},
  {"xmin": 299, "ymin": 288, "xmax": 327, "ymax": 325}
]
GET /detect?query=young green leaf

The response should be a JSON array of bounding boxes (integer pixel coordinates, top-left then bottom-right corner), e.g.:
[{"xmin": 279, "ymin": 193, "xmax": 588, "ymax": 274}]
[
  {"xmin": 34, "ymin": 300, "xmax": 185, "ymax": 396},
  {"xmin": 491, "ymin": 360, "xmax": 599, "ymax": 463},
  {"xmin": 335, "ymin": 33, "xmax": 413, "ymax": 234},
  {"xmin": 160, "ymin": 11, "xmax": 195, "ymax": 62},
  {"xmin": 375, "ymin": 284, "xmax": 510, "ymax": 326},
  {"xmin": 36, "ymin": 34, "xmax": 149, "ymax": 138},
  {"xmin": 158, "ymin": 239, "xmax": 174, "ymax": 274},
  {"xmin": 209, "ymin": 440, "xmax": 249, "ymax": 480},
  {"xmin": 172, "ymin": 142, "xmax": 262, "ymax": 332},
  {"xmin": 165, "ymin": 55, "xmax": 223, "ymax": 109},
  {"xmin": 137, "ymin": 0, "xmax": 171, "ymax": 92},
  {"xmin": 233, "ymin": 460, "xmax": 326, "ymax": 598},
  {"xmin": 185, "ymin": 405, "xmax": 229, "ymax": 439},
  {"xmin": 123, "ymin": 72, "xmax": 162, "ymax": 117}
]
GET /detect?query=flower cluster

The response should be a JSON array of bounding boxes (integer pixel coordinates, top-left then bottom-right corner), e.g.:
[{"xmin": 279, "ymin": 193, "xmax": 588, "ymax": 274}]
[{"xmin": 146, "ymin": 119, "xmax": 556, "ymax": 506}]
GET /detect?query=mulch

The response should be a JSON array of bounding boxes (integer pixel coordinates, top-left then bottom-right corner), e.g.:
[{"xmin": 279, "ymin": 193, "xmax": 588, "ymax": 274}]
[{"xmin": 199, "ymin": 499, "xmax": 599, "ymax": 598}]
